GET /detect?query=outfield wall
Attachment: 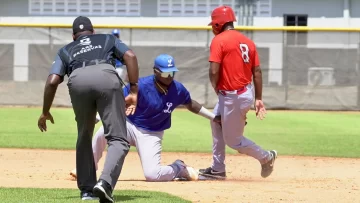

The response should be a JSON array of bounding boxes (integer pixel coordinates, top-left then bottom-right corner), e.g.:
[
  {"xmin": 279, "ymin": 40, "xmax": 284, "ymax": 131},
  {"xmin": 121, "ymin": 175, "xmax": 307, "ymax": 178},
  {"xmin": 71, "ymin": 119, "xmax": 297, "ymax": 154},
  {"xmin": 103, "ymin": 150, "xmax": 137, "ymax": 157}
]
[{"xmin": 0, "ymin": 27, "xmax": 359, "ymax": 110}]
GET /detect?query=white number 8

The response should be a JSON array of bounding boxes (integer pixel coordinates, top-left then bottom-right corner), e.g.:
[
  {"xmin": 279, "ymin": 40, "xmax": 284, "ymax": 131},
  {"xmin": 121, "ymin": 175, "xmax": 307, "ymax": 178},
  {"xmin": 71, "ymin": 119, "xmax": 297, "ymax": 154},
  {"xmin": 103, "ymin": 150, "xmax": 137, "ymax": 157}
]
[{"xmin": 239, "ymin": 43, "xmax": 250, "ymax": 63}]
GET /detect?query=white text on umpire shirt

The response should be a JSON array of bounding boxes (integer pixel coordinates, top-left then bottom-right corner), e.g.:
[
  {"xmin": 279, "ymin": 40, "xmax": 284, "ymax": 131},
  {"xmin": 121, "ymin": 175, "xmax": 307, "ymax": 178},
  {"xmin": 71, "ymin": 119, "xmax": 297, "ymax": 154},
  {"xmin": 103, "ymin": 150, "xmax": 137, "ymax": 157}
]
[{"xmin": 73, "ymin": 44, "xmax": 103, "ymax": 58}]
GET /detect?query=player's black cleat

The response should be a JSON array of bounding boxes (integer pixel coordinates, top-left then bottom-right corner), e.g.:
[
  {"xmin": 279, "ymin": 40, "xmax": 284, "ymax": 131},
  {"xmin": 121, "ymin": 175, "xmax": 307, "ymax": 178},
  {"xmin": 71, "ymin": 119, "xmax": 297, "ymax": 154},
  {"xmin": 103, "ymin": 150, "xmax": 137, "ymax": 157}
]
[
  {"xmin": 199, "ymin": 167, "xmax": 226, "ymax": 179},
  {"xmin": 93, "ymin": 179, "xmax": 114, "ymax": 203}
]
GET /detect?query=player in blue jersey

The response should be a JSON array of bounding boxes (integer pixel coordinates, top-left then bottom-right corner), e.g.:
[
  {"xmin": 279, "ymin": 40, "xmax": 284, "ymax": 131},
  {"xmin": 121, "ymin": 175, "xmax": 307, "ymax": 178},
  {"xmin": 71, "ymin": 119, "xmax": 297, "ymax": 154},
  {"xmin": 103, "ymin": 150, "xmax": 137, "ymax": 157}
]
[{"xmin": 70, "ymin": 54, "xmax": 218, "ymax": 182}]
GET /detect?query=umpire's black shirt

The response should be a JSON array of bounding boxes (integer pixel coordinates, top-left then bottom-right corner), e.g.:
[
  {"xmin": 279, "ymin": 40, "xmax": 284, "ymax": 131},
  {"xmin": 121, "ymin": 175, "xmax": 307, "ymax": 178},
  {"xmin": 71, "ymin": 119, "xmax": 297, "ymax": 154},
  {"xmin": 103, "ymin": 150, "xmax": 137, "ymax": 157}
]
[{"xmin": 50, "ymin": 34, "xmax": 130, "ymax": 81}]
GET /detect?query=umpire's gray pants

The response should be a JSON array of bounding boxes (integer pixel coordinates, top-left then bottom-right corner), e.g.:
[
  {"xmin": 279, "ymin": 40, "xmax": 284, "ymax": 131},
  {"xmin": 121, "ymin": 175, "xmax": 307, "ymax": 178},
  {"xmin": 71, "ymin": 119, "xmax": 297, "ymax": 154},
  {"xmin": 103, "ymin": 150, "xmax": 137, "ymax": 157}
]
[{"xmin": 67, "ymin": 64, "xmax": 129, "ymax": 192}]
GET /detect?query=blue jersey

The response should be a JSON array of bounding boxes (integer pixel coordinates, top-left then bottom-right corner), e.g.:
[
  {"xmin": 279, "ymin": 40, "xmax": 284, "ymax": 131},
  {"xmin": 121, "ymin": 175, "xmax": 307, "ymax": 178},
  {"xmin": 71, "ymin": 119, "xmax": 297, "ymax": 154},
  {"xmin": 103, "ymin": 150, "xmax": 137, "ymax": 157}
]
[
  {"xmin": 115, "ymin": 59, "xmax": 123, "ymax": 67},
  {"xmin": 123, "ymin": 75, "xmax": 191, "ymax": 132}
]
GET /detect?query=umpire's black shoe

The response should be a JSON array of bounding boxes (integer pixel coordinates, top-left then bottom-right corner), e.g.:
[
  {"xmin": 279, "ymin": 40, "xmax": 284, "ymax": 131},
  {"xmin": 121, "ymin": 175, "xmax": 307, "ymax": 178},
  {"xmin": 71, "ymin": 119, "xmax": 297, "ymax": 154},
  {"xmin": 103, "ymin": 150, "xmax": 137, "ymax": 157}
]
[
  {"xmin": 81, "ymin": 191, "xmax": 98, "ymax": 201},
  {"xmin": 93, "ymin": 179, "xmax": 114, "ymax": 203},
  {"xmin": 199, "ymin": 167, "xmax": 226, "ymax": 179}
]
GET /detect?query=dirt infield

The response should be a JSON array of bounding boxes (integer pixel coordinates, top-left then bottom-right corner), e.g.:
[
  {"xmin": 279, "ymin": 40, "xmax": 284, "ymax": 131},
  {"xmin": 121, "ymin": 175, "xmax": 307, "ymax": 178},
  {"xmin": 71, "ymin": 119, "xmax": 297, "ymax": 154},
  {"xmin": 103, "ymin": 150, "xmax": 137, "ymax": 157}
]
[{"xmin": 0, "ymin": 148, "xmax": 359, "ymax": 203}]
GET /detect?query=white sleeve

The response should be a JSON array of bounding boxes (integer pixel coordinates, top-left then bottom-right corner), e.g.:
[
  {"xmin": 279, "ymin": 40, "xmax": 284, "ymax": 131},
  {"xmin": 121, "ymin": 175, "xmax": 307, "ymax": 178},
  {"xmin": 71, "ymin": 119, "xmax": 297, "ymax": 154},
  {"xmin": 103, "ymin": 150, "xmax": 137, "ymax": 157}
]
[{"xmin": 198, "ymin": 106, "xmax": 216, "ymax": 120}]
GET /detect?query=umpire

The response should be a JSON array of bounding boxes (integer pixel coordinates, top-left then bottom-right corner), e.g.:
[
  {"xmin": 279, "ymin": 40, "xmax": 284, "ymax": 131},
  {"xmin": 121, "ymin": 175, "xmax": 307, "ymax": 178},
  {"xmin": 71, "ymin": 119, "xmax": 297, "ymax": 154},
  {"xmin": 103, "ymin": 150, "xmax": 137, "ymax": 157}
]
[{"xmin": 37, "ymin": 16, "xmax": 139, "ymax": 203}]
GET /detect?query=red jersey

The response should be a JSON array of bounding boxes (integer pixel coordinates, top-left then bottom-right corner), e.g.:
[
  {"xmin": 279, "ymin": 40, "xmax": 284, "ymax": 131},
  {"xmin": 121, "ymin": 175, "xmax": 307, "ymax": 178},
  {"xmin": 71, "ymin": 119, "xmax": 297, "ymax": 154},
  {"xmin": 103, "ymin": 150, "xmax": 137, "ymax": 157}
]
[{"xmin": 209, "ymin": 30, "xmax": 260, "ymax": 91}]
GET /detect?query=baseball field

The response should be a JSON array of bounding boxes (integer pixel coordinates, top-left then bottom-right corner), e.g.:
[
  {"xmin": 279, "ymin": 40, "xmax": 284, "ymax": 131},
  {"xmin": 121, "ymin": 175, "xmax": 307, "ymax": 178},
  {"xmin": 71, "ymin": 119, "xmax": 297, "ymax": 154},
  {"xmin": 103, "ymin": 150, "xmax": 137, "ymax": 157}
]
[{"xmin": 0, "ymin": 107, "xmax": 359, "ymax": 203}]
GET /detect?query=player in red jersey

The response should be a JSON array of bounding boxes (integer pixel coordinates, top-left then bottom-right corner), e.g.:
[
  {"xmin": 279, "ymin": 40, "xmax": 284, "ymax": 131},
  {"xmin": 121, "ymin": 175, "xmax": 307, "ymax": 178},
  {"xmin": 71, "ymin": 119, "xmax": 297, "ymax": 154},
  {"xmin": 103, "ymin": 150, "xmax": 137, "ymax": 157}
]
[{"xmin": 198, "ymin": 5, "xmax": 277, "ymax": 180}]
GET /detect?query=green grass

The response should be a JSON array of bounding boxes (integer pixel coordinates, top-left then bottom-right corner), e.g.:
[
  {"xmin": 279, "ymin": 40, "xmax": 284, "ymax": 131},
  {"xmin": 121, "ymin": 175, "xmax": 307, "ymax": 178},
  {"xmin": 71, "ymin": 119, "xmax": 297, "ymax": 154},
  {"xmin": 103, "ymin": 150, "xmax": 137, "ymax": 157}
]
[
  {"xmin": 0, "ymin": 107, "xmax": 359, "ymax": 157},
  {"xmin": 0, "ymin": 188, "xmax": 190, "ymax": 203}
]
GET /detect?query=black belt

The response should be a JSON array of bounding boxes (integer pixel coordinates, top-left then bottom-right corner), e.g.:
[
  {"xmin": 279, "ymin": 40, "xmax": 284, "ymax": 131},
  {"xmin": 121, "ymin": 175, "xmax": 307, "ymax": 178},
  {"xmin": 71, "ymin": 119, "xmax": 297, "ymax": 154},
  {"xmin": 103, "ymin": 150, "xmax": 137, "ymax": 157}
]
[{"xmin": 73, "ymin": 59, "xmax": 111, "ymax": 70}]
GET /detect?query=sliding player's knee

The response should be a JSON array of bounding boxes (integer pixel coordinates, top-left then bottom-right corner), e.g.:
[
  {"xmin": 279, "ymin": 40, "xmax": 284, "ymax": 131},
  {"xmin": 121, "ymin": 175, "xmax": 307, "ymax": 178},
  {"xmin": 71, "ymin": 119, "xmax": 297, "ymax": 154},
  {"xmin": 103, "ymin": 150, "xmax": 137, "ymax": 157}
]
[{"xmin": 144, "ymin": 167, "xmax": 162, "ymax": 182}]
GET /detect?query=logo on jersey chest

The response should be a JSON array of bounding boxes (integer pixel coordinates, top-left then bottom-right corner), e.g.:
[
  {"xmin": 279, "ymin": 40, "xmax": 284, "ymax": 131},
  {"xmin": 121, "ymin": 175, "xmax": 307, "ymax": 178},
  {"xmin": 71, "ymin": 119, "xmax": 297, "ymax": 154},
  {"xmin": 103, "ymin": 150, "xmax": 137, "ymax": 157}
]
[{"xmin": 163, "ymin": 102, "xmax": 173, "ymax": 113}]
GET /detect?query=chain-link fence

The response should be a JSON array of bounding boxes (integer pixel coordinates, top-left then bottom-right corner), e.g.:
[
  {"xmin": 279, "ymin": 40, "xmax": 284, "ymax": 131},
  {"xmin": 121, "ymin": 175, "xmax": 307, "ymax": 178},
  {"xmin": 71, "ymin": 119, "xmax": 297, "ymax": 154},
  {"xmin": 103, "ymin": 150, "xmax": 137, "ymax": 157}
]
[{"xmin": 0, "ymin": 26, "xmax": 359, "ymax": 110}]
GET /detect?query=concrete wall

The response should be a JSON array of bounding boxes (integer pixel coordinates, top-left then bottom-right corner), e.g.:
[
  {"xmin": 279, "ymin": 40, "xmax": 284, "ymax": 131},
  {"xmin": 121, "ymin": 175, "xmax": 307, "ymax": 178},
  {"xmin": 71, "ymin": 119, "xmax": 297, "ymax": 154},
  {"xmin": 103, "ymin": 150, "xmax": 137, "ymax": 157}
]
[
  {"xmin": 253, "ymin": 17, "xmax": 353, "ymax": 27},
  {"xmin": 0, "ymin": 16, "xmax": 211, "ymax": 26},
  {"xmin": 271, "ymin": 0, "xmax": 344, "ymax": 18},
  {"xmin": 3, "ymin": 16, "xmax": 360, "ymax": 27},
  {"xmin": 0, "ymin": 0, "xmax": 29, "ymax": 16},
  {"xmin": 350, "ymin": 0, "xmax": 360, "ymax": 18},
  {"xmin": 0, "ymin": 0, "xmax": 358, "ymax": 27},
  {"xmin": 0, "ymin": 0, "xmax": 159, "ymax": 17},
  {"xmin": 0, "ymin": 27, "xmax": 359, "ymax": 110},
  {"xmin": 1, "ymin": 0, "xmax": 356, "ymax": 18},
  {"xmin": 140, "ymin": 0, "xmax": 158, "ymax": 17}
]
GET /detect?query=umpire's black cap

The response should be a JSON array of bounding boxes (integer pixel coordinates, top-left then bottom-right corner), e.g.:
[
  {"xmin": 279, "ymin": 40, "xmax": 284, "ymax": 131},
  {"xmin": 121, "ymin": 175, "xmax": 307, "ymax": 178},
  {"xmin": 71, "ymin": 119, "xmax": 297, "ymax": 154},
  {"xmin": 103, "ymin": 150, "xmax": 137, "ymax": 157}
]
[{"xmin": 72, "ymin": 16, "xmax": 94, "ymax": 35}]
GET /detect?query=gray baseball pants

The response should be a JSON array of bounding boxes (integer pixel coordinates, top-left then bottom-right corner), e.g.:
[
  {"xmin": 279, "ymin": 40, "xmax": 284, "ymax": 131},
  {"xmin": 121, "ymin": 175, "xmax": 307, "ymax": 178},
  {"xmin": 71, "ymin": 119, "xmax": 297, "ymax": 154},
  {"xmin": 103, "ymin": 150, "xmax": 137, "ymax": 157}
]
[
  {"xmin": 211, "ymin": 84, "xmax": 271, "ymax": 172},
  {"xmin": 67, "ymin": 64, "xmax": 129, "ymax": 192}
]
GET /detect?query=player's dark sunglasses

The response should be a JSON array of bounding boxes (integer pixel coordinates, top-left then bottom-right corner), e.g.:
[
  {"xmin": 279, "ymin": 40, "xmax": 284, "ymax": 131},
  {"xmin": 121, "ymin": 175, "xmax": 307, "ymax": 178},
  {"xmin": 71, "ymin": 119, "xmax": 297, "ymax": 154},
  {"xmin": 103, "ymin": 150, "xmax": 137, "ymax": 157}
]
[{"xmin": 154, "ymin": 68, "xmax": 175, "ymax": 78}]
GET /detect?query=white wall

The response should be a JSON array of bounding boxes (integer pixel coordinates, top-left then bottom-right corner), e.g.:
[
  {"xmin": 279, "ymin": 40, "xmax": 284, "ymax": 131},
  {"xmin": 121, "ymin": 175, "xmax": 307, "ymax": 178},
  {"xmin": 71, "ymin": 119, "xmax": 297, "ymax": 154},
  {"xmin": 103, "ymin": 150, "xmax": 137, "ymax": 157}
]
[
  {"xmin": 0, "ymin": 16, "xmax": 211, "ymax": 26},
  {"xmin": 253, "ymin": 17, "xmax": 356, "ymax": 27},
  {"xmin": 349, "ymin": 18, "xmax": 360, "ymax": 27},
  {"xmin": 271, "ymin": 0, "xmax": 344, "ymax": 18},
  {"xmin": 0, "ymin": 16, "xmax": 358, "ymax": 86},
  {"xmin": 0, "ymin": 16, "xmax": 359, "ymax": 28}
]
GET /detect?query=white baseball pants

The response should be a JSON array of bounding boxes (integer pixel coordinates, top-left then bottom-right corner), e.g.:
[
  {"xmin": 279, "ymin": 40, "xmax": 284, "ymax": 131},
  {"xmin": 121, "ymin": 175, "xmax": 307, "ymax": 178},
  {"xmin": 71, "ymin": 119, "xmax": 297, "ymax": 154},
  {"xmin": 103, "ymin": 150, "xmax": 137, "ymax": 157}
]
[
  {"xmin": 92, "ymin": 120, "xmax": 181, "ymax": 181},
  {"xmin": 211, "ymin": 84, "xmax": 271, "ymax": 172}
]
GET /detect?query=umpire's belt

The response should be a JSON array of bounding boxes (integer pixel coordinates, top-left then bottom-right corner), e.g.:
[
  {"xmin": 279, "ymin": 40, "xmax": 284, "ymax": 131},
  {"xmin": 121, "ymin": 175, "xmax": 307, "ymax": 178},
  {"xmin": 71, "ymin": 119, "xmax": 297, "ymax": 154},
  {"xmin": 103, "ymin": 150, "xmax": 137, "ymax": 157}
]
[
  {"xmin": 73, "ymin": 59, "xmax": 111, "ymax": 70},
  {"xmin": 218, "ymin": 86, "xmax": 247, "ymax": 96}
]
